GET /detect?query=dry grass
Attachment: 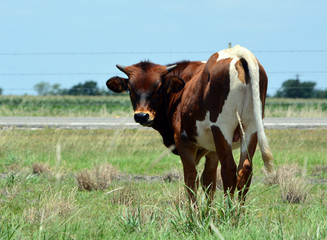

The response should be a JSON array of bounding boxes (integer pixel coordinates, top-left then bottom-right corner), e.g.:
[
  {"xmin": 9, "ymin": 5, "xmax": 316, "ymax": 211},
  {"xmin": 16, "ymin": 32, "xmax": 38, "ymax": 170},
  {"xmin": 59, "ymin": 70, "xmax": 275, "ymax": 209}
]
[
  {"xmin": 264, "ymin": 164, "xmax": 302, "ymax": 186},
  {"xmin": 76, "ymin": 163, "xmax": 119, "ymax": 191},
  {"xmin": 311, "ymin": 165, "xmax": 327, "ymax": 177},
  {"xmin": 23, "ymin": 189, "xmax": 77, "ymax": 224},
  {"xmin": 264, "ymin": 163, "xmax": 310, "ymax": 204},
  {"xmin": 32, "ymin": 162, "xmax": 50, "ymax": 175},
  {"xmin": 107, "ymin": 184, "xmax": 138, "ymax": 206},
  {"xmin": 279, "ymin": 176, "xmax": 310, "ymax": 204}
]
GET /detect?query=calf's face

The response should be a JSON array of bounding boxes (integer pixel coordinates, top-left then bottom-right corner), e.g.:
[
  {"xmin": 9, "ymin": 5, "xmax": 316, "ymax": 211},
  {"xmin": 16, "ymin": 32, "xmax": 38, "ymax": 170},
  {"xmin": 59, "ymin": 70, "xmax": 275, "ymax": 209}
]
[{"xmin": 106, "ymin": 62, "xmax": 184, "ymax": 126}]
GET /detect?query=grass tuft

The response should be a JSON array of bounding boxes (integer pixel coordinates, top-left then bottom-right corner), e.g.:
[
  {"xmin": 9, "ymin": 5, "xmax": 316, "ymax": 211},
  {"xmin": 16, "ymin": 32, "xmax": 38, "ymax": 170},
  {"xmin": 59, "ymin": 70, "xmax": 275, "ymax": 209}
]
[
  {"xmin": 264, "ymin": 164, "xmax": 310, "ymax": 204},
  {"xmin": 264, "ymin": 164, "xmax": 302, "ymax": 186},
  {"xmin": 170, "ymin": 192, "xmax": 247, "ymax": 237},
  {"xmin": 23, "ymin": 189, "xmax": 77, "ymax": 224},
  {"xmin": 108, "ymin": 183, "xmax": 137, "ymax": 206},
  {"xmin": 280, "ymin": 176, "xmax": 310, "ymax": 204},
  {"xmin": 76, "ymin": 163, "xmax": 119, "ymax": 191},
  {"xmin": 32, "ymin": 163, "xmax": 50, "ymax": 175},
  {"xmin": 119, "ymin": 206, "xmax": 161, "ymax": 235}
]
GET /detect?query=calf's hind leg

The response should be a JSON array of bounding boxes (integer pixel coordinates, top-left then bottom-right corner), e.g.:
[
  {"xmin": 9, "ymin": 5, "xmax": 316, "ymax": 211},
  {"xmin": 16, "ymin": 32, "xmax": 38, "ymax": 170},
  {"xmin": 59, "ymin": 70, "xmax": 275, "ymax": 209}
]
[
  {"xmin": 211, "ymin": 126, "xmax": 237, "ymax": 196},
  {"xmin": 237, "ymin": 132, "xmax": 257, "ymax": 201}
]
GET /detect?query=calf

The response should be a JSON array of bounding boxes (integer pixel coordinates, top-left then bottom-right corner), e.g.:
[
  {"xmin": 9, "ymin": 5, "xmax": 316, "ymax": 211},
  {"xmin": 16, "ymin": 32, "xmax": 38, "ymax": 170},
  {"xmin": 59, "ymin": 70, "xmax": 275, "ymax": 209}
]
[{"xmin": 106, "ymin": 45, "xmax": 273, "ymax": 202}]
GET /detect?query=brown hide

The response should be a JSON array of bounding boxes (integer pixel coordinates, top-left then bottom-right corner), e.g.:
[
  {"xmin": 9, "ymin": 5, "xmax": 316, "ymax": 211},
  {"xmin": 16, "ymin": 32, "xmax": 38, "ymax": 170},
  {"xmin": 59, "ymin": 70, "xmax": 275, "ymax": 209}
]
[{"xmin": 106, "ymin": 49, "xmax": 269, "ymax": 203}]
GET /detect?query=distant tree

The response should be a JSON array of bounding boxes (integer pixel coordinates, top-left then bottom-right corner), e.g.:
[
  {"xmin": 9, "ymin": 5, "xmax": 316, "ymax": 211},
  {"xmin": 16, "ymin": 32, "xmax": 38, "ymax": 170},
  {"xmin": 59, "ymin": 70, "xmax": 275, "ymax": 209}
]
[
  {"xmin": 33, "ymin": 81, "xmax": 108, "ymax": 96},
  {"xmin": 274, "ymin": 77, "xmax": 316, "ymax": 98},
  {"xmin": 0, "ymin": 87, "xmax": 2, "ymax": 95},
  {"xmin": 67, "ymin": 81, "xmax": 100, "ymax": 96},
  {"xmin": 49, "ymin": 83, "xmax": 65, "ymax": 95},
  {"xmin": 314, "ymin": 89, "xmax": 327, "ymax": 98},
  {"xmin": 34, "ymin": 82, "xmax": 52, "ymax": 96},
  {"xmin": 33, "ymin": 82, "xmax": 67, "ymax": 96}
]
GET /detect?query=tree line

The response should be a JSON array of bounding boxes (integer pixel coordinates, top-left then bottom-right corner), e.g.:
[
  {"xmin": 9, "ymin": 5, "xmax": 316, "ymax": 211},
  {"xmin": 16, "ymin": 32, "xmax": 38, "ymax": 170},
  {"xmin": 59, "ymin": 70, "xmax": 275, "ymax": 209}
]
[
  {"xmin": 32, "ymin": 81, "xmax": 111, "ymax": 96},
  {"xmin": 273, "ymin": 77, "xmax": 327, "ymax": 98}
]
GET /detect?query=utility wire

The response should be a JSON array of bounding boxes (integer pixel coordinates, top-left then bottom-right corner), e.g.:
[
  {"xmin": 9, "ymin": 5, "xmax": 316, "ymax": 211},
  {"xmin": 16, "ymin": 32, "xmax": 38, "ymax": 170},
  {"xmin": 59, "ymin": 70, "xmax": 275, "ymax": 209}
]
[
  {"xmin": 0, "ymin": 72, "xmax": 117, "ymax": 76},
  {"xmin": 0, "ymin": 49, "xmax": 327, "ymax": 56},
  {"xmin": 1, "ymin": 71, "xmax": 327, "ymax": 76},
  {"xmin": 3, "ymin": 87, "xmax": 327, "ymax": 91}
]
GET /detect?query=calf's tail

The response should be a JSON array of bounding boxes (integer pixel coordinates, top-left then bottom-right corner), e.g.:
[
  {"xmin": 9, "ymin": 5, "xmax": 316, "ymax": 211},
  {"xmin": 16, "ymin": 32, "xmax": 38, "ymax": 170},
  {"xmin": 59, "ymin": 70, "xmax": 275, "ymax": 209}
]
[{"xmin": 243, "ymin": 49, "xmax": 274, "ymax": 172}]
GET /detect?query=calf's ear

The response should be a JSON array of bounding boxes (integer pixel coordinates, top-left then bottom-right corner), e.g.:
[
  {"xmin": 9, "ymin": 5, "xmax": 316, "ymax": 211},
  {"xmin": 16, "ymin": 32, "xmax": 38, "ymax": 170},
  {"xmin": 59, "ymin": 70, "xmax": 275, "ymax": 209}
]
[
  {"xmin": 106, "ymin": 76, "xmax": 128, "ymax": 93},
  {"xmin": 164, "ymin": 76, "xmax": 185, "ymax": 94}
]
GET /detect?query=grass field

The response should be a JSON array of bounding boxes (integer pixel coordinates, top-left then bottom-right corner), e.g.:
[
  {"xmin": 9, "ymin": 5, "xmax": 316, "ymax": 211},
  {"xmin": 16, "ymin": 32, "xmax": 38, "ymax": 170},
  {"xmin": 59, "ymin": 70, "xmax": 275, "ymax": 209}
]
[
  {"xmin": 0, "ymin": 95, "xmax": 133, "ymax": 117},
  {"xmin": 0, "ymin": 128, "xmax": 326, "ymax": 239},
  {"xmin": 265, "ymin": 98, "xmax": 327, "ymax": 118},
  {"xmin": 2, "ymin": 95, "xmax": 327, "ymax": 117}
]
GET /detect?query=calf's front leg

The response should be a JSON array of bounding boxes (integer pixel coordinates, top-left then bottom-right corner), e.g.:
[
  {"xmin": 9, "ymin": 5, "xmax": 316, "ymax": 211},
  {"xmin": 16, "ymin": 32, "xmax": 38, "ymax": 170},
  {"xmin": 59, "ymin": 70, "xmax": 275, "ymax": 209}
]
[{"xmin": 176, "ymin": 142, "xmax": 198, "ymax": 204}]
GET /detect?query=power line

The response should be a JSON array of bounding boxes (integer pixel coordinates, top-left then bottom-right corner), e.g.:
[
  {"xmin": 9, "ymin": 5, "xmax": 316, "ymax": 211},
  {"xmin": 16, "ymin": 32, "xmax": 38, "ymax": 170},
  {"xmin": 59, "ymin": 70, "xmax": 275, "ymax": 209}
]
[
  {"xmin": 0, "ymin": 49, "xmax": 327, "ymax": 56},
  {"xmin": 0, "ymin": 72, "xmax": 117, "ymax": 76},
  {"xmin": 0, "ymin": 51, "xmax": 212, "ymax": 56},
  {"xmin": 253, "ymin": 50, "xmax": 327, "ymax": 53},
  {"xmin": 268, "ymin": 71, "xmax": 327, "ymax": 74},
  {"xmin": 3, "ymin": 86, "xmax": 327, "ymax": 91},
  {"xmin": 1, "ymin": 71, "xmax": 327, "ymax": 76}
]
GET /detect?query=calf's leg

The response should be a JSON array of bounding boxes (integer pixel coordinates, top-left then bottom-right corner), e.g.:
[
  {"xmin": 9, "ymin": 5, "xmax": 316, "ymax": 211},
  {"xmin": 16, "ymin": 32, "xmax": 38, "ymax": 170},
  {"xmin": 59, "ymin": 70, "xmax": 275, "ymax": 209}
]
[
  {"xmin": 211, "ymin": 126, "xmax": 237, "ymax": 196},
  {"xmin": 237, "ymin": 132, "xmax": 257, "ymax": 201},
  {"xmin": 201, "ymin": 151, "xmax": 219, "ymax": 201},
  {"xmin": 177, "ymin": 144, "xmax": 199, "ymax": 204}
]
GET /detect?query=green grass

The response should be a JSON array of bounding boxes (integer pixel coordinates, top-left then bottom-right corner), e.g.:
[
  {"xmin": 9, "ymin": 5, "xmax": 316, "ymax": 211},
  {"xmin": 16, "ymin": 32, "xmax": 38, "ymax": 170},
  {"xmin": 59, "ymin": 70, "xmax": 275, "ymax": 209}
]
[
  {"xmin": 265, "ymin": 98, "xmax": 327, "ymax": 117},
  {"xmin": 2, "ymin": 95, "xmax": 327, "ymax": 117},
  {"xmin": 0, "ymin": 95, "xmax": 133, "ymax": 117},
  {"xmin": 0, "ymin": 128, "xmax": 327, "ymax": 239}
]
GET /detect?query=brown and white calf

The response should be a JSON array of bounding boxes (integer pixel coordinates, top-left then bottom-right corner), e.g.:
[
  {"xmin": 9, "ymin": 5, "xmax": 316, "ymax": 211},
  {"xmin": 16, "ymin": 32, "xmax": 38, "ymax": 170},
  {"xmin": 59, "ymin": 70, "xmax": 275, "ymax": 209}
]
[{"xmin": 106, "ymin": 45, "xmax": 273, "ymax": 202}]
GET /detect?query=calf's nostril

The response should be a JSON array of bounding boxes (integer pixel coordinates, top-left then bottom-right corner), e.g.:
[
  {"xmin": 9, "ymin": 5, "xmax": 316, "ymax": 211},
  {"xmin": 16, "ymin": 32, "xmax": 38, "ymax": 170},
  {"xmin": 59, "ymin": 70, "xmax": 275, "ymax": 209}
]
[{"xmin": 134, "ymin": 112, "xmax": 149, "ymax": 123}]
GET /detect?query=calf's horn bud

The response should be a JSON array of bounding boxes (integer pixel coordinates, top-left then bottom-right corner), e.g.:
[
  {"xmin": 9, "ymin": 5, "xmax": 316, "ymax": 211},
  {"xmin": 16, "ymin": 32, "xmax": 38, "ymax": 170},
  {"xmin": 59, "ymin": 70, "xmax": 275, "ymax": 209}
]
[
  {"xmin": 166, "ymin": 64, "xmax": 177, "ymax": 73},
  {"xmin": 116, "ymin": 64, "xmax": 127, "ymax": 74}
]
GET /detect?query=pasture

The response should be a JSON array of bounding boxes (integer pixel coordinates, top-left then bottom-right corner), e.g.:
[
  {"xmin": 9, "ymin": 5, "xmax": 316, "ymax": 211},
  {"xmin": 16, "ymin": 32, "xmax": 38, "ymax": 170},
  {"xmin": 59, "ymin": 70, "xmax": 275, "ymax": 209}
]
[{"xmin": 0, "ymin": 127, "xmax": 326, "ymax": 239}]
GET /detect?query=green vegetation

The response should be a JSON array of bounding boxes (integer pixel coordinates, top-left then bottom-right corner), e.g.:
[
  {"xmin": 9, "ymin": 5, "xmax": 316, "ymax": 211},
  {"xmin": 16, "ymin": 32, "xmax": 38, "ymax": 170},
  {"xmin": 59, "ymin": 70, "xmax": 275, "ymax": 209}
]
[
  {"xmin": 2, "ymin": 95, "xmax": 327, "ymax": 118},
  {"xmin": 33, "ymin": 81, "xmax": 110, "ymax": 96},
  {"xmin": 274, "ymin": 77, "xmax": 327, "ymax": 99},
  {"xmin": 265, "ymin": 98, "xmax": 327, "ymax": 117},
  {"xmin": 0, "ymin": 128, "xmax": 326, "ymax": 239},
  {"xmin": 0, "ymin": 95, "xmax": 133, "ymax": 117}
]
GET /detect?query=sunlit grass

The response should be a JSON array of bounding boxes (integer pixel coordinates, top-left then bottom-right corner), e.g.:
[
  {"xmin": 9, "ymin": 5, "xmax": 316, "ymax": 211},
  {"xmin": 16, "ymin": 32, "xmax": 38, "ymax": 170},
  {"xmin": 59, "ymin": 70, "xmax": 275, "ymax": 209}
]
[{"xmin": 0, "ymin": 128, "xmax": 326, "ymax": 239}]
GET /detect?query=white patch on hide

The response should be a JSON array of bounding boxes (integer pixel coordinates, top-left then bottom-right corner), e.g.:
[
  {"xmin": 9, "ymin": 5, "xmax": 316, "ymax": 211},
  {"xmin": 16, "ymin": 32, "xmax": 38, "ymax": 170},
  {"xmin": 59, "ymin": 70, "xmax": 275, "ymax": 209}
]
[{"xmin": 195, "ymin": 45, "xmax": 258, "ymax": 151}]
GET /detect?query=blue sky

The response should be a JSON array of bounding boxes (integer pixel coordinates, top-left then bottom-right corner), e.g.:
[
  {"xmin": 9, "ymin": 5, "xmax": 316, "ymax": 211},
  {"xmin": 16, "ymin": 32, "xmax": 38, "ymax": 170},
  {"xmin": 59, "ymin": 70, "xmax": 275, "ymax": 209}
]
[{"xmin": 0, "ymin": 0, "xmax": 326, "ymax": 95}]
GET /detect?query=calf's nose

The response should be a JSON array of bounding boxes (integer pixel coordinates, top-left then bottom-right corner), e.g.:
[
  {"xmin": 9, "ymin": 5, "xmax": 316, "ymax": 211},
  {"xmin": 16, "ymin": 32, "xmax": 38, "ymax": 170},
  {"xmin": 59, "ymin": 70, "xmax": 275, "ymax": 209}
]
[{"xmin": 134, "ymin": 112, "xmax": 149, "ymax": 124}]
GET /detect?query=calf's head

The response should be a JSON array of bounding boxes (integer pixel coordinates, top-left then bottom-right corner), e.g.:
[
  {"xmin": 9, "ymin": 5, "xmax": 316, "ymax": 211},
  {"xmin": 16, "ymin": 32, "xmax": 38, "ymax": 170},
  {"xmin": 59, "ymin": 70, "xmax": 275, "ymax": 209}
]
[{"xmin": 106, "ymin": 61, "xmax": 185, "ymax": 126}]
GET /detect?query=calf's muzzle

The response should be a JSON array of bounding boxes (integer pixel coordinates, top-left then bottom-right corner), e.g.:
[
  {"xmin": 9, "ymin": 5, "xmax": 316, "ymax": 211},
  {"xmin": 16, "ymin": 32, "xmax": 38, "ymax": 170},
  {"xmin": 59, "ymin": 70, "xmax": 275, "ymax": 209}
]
[{"xmin": 134, "ymin": 112, "xmax": 150, "ymax": 125}]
